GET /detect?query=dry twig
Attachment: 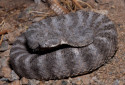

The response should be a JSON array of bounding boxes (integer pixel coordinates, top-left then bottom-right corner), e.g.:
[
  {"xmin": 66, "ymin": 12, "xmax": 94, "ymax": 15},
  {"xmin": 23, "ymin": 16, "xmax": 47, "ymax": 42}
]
[
  {"xmin": 73, "ymin": 0, "xmax": 84, "ymax": 10},
  {"xmin": 0, "ymin": 19, "xmax": 10, "ymax": 46},
  {"xmin": 77, "ymin": 0, "xmax": 93, "ymax": 9},
  {"xmin": 59, "ymin": 0, "xmax": 92, "ymax": 13},
  {"xmin": 0, "ymin": 35, "xmax": 4, "ymax": 46}
]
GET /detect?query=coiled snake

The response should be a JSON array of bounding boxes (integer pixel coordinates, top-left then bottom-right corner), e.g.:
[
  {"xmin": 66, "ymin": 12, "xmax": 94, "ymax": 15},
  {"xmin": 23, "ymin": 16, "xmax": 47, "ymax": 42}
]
[{"xmin": 9, "ymin": 0, "xmax": 117, "ymax": 80}]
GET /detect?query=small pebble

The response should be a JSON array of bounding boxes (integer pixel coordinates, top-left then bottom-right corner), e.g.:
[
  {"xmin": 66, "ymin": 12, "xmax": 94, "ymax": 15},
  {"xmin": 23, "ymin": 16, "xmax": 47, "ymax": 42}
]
[
  {"xmin": 71, "ymin": 78, "xmax": 83, "ymax": 85},
  {"xmin": 21, "ymin": 77, "xmax": 29, "ymax": 85},
  {"xmin": 93, "ymin": 9, "xmax": 108, "ymax": 15},
  {"xmin": 81, "ymin": 75, "xmax": 92, "ymax": 84},
  {"xmin": 7, "ymin": 28, "xmax": 24, "ymax": 44},
  {"xmin": 0, "ymin": 41, "xmax": 9, "ymax": 52},
  {"xmin": 0, "ymin": 71, "xmax": 4, "ymax": 78},
  {"xmin": 33, "ymin": 17, "xmax": 44, "ymax": 22},
  {"xmin": 0, "ymin": 49, "xmax": 10, "ymax": 57},
  {"xmin": 61, "ymin": 80, "xmax": 68, "ymax": 85},
  {"xmin": 9, "ymin": 70, "xmax": 19, "ymax": 81},
  {"xmin": 2, "ymin": 66, "xmax": 11, "ymax": 78},
  {"xmin": 39, "ymin": 81, "xmax": 45, "ymax": 85},
  {"xmin": 0, "ymin": 81, "xmax": 5, "ymax": 85},
  {"xmin": 34, "ymin": 0, "xmax": 41, "ymax": 4},
  {"xmin": 113, "ymin": 79, "xmax": 120, "ymax": 85},
  {"xmin": 28, "ymin": 79, "xmax": 40, "ymax": 85},
  {"xmin": 10, "ymin": 80, "xmax": 20, "ymax": 85}
]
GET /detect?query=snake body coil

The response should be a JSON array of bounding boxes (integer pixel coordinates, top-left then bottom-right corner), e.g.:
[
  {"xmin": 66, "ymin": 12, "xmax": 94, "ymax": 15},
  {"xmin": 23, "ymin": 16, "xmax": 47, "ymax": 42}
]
[{"xmin": 10, "ymin": 10, "xmax": 117, "ymax": 80}]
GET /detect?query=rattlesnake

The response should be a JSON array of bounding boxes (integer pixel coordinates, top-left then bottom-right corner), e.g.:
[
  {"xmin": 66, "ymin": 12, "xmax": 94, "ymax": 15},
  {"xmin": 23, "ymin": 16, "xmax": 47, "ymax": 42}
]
[{"xmin": 9, "ymin": 0, "xmax": 117, "ymax": 80}]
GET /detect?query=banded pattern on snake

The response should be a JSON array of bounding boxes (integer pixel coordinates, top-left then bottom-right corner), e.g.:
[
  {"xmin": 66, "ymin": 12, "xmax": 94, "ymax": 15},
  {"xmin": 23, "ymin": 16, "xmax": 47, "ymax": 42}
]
[{"xmin": 9, "ymin": 1, "xmax": 117, "ymax": 80}]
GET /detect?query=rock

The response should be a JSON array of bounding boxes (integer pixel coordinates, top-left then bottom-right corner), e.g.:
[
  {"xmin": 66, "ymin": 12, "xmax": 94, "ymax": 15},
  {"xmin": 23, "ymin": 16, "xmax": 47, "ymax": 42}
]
[
  {"xmin": 1, "ymin": 62, "xmax": 19, "ymax": 82},
  {"xmin": 0, "ymin": 81, "xmax": 5, "ymax": 85},
  {"xmin": 21, "ymin": 77, "xmax": 29, "ymax": 85},
  {"xmin": 71, "ymin": 78, "xmax": 83, "ymax": 85},
  {"xmin": 0, "ymin": 56, "xmax": 9, "ymax": 67},
  {"xmin": 9, "ymin": 70, "xmax": 19, "ymax": 81},
  {"xmin": 3, "ymin": 36, "xmax": 7, "ymax": 41},
  {"xmin": 28, "ymin": 79, "xmax": 40, "ymax": 85},
  {"xmin": 6, "ymin": 28, "xmax": 25, "ymax": 44},
  {"xmin": 119, "ymin": 80, "xmax": 125, "ymax": 85},
  {"xmin": 92, "ymin": 76, "xmax": 97, "ymax": 81},
  {"xmin": 34, "ymin": 0, "xmax": 41, "ymax": 4},
  {"xmin": 61, "ymin": 80, "xmax": 68, "ymax": 85},
  {"xmin": 0, "ymin": 71, "xmax": 4, "ymax": 78},
  {"xmin": 113, "ymin": 79, "xmax": 120, "ymax": 85},
  {"xmin": 0, "ymin": 77, "xmax": 9, "ymax": 82},
  {"xmin": 50, "ymin": 80, "xmax": 69, "ymax": 85},
  {"xmin": 0, "ymin": 41, "xmax": 9, "ymax": 52},
  {"xmin": 10, "ymin": 80, "xmax": 20, "ymax": 85},
  {"xmin": 93, "ymin": 9, "xmax": 108, "ymax": 15},
  {"xmin": 81, "ymin": 75, "xmax": 92, "ymax": 85},
  {"xmin": 0, "ymin": 49, "xmax": 10, "ymax": 57},
  {"xmin": 39, "ymin": 81, "xmax": 45, "ymax": 85},
  {"xmin": 1, "ymin": 66, "xmax": 11, "ymax": 78},
  {"xmin": 92, "ymin": 76, "xmax": 100, "ymax": 83},
  {"xmin": 33, "ymin": 17, "xmax": 44, "ymax": 22},
  {"xmin": 50, "ymin": 80, "xmax": 60, "ymax": 85}
]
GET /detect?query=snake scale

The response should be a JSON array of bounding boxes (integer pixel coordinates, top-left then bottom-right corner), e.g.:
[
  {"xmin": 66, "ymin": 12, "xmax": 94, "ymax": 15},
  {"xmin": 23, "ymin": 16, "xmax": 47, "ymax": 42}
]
[{"xmin": 9, "ymin": 0, "xmax": 117, "ymax": 81}]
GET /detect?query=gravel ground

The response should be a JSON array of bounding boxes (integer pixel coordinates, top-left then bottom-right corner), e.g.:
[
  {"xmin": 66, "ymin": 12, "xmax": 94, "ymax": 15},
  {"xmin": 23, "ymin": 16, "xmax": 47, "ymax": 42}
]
[{"xmin": 0, "ymin": 0, "xmax": 125, "ymax": 85}]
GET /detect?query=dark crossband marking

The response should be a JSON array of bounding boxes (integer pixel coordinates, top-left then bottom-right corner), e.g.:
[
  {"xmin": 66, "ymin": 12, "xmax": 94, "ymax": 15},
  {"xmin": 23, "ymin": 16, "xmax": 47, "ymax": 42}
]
[
  {"xmin": 93, "ymin": 14, "xmax": 104, "ymax": 27},
  {"xmin": 53, "ymin": 50, "xmax": 69, "ymax": 78},
  {"xmin": 23, "ymin": 54, "xmax": 37, "ymax": 78},
  {"xmin": 64, "ymin": 14, "xmax": 74, "ymax": 27},
  {"xmin": 97, "ymin": 29, "xmax": 116, "ymax": 35},
  {"xmin": 86, "ymin": 11, "xmax": 94, "ymax": 27},
  {"xmin": 51, "ymin": 17, "xmax": 59, "ymax": 29},
  {"xmin": 51, "ymin": 17, "xmax": 61, "ymax": 34},
  {"xmin": 36, "ymin": 55, "xmax": 50, "ymax": 79},
  {"xmin": 98, "ymin": 21, "xmax": 113, "ymax": 29},
  {"xmin": 13, "ymin": 53, "xmax": 28, "ymax": 76},
  {"xmin": 77, "ymin": 11, "xmax": 84, "ymax": 27}
]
